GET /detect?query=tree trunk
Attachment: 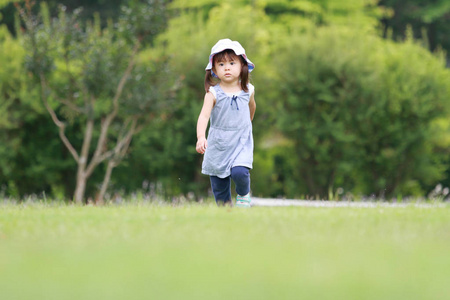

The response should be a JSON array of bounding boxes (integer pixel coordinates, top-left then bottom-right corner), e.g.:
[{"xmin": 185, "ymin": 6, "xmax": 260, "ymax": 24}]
[
  {"xmin": 97, "ymin": 160, "xmax": 115, "ymax": 204},
  {"xmin": 73, "ymin": 119, "xmax": 94, "ymax": 204},
  {"xmin": 74, "ymin": 166, "xmax": 87, "ymax": 204}
]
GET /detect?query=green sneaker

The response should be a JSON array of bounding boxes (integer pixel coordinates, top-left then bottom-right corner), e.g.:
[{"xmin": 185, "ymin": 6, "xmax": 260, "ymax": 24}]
[{"xmin": 236, "ymin": 194, "xmax": 251, "ymax": 208}]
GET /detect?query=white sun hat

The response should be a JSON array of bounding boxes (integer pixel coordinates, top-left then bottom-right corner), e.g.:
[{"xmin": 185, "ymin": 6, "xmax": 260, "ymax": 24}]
[{"xmin": 205, "ymin": 38, "xmax": 255, "ymax": 77}]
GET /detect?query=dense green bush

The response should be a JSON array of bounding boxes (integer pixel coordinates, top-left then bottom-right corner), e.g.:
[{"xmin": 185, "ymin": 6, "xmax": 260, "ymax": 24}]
[
  {"xmin": 270, "ymin": 26, "xmax": 450, "ymax": 199},
  {"xmin": 0, "ymin": 25, "xmax": 64, "ymax": 197}
]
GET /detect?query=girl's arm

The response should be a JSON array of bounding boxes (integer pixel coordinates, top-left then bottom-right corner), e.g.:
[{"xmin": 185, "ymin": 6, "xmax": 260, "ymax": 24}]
[
  {"xmin": 249, "ymin": 91, "xmax": 256, "ymax": 121},
  {"xmin": 196, "ymin": 92, "xmax": 215, "ymax": 154}
]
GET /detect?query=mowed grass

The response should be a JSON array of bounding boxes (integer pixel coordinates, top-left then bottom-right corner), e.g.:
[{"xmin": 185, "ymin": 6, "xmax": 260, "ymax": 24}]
[{"xmin": 0, "ymin": 202, "xmax": 449, "ymax": 300}]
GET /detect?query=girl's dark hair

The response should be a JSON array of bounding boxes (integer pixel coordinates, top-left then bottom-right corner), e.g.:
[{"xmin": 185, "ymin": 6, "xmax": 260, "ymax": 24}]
[{"xmin": 204, "ymin": 49, "xmax": 249, "ymax": 93}]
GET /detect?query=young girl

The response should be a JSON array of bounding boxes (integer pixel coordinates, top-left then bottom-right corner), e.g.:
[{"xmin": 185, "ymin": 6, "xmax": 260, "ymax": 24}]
[{"xmin": 196, "ymin": 39, "xmax": 256, "ymax": 207}]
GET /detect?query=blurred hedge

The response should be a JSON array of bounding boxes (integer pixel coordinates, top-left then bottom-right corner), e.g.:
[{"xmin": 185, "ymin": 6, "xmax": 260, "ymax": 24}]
[{"xmin": 258, "ymin": 26, "xmax": 450, "ymax": 199}]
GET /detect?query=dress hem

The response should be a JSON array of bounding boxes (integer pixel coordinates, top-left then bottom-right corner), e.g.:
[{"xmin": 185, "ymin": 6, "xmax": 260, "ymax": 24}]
[{"xmin": 202, "ymin": 163, "xmax": 253, "ymax": 178}]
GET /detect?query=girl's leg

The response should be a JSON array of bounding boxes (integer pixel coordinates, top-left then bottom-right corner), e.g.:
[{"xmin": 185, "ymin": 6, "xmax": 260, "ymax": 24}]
[
  {"xmin": 231, "ymin": 166, "xmax": 250, "ymax": 196},
  {"xmin": 210, "ymin": 176, "xmax": 232, "ymax": 205}
]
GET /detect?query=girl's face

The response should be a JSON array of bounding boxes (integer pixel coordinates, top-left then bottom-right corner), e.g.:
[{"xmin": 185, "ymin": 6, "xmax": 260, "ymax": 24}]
[{"xmin": 213, "ymin": 51, "xmax": 243, "ymax": 84}]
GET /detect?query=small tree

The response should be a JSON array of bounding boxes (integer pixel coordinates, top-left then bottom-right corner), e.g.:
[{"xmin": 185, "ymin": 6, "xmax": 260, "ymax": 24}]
[{"xmin": 17, "ymin": 0, "xmax": 172, "ymax": 203}]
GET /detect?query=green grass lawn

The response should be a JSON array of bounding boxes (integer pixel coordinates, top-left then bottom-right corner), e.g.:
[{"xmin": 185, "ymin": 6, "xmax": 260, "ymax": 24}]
[{"xmin": 1, "ymin": 202, "xmax": 449, "ymax": 300}]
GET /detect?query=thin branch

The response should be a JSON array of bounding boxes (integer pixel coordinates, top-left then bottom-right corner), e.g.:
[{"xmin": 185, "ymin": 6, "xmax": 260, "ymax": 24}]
[
  {"xmin": 79, "ymin": 118, "xmax": 94, "ymax": 166},
  {"xmin": 96, "ymin": 149, "xmax": 115, "ymax": 165},
  {"xmin": 96, "ymin": 118, "xmax": 137, "ymax": 203},
  {"xmin": 116, "ymin": 118, "xmax": 137, "ymax": 155},
  {"xmin": 53, "ymin": 95, "xmax": 84, "ymax": 113},
  {"xmin": 103, "ymin": 119, "xmax": 136, "ymax": 164},
  {"xmin": 111, "ymin": 118, "xmax": 137, "ymax": 167},
  {"xmin": 40, "ymin": 73, "xmax": 79, "ymax": 162},
  {"xmin": 85, "ymin": 118, "xmax": 138, "ymax": 177}
]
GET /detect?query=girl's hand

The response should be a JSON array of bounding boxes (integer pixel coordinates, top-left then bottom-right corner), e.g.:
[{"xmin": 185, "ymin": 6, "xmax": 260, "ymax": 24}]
[{"xmin": 196, "ymin": 137, "xmax": 208, "ymax": 154}]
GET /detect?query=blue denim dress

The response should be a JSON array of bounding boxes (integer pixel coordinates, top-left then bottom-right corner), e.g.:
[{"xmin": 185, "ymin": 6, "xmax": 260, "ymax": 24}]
[{"xmin": 202, "ymin": 84, "xmax": 254, "ymax": 178}]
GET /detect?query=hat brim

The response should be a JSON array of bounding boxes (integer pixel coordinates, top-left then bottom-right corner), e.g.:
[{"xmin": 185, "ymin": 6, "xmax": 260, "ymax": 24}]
[{"xmin": 205, "ymin": 52, "xmax": 255, "ymax": 78}]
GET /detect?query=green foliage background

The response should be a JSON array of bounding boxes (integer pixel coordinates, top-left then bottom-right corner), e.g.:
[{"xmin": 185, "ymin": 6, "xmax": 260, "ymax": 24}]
[{"xmin": 0, "ymin": 0, "xmax": 449, "ymax": 200}]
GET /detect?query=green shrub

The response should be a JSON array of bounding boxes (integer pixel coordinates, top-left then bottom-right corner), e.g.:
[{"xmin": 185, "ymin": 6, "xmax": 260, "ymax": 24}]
[{"xmin": 272, "ymin": 26, "xmax": 450, "ymax": 199}]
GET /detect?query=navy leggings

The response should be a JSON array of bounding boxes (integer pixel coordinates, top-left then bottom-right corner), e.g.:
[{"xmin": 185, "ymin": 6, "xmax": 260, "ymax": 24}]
[{"xmin": 210, "ymin": 166, "xmax": 250, "ymax": 205}]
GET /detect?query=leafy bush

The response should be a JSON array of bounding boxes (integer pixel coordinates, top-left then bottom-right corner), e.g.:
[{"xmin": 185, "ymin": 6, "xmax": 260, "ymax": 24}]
[{"xmin": 271, "ymin": 26, "xmax": 450, "ymax": 199}]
